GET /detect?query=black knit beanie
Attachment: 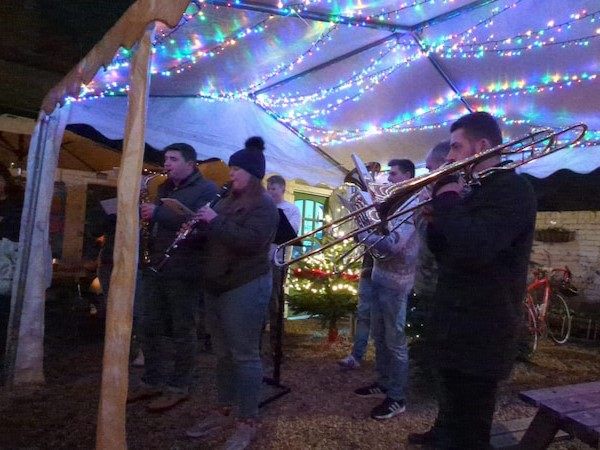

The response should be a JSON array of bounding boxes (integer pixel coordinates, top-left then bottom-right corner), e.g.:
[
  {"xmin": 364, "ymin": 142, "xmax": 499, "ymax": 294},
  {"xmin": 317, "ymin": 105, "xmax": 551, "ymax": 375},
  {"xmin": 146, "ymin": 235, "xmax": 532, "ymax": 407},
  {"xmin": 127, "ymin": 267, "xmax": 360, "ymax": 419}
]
[{"xmin": 228, "ymin": 136, "xmax": 266, "ymax": 179}]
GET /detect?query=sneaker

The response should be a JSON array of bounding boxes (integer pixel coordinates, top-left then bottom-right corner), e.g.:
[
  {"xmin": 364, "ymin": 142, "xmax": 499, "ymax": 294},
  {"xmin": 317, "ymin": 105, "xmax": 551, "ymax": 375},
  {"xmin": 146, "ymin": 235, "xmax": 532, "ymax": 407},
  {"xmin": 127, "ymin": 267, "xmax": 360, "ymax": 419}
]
[
  {"xmin": 222, "ymin": 420, "xmax": 257, "ymax": 450},
  {"xmin": 126, "ymin": 384, "xmax": 162, "ymax": 403},
  {"xmin": 370, "ymin": 397, "xmax": 406, "ymax": 420},
  {"xmin": 146, "ymin": 392, "xmax": 189, "ymax": 412},
  {"xmin": 354, "ymin": 383, "xmax": 387, "ymax": 398},
  {"xmin": 186, "ymin": 410, "xmax": 235, "ymax": 439},
  {"xmin": 338, "ymin": 354, "xmax": 361, "ymax": 370}
]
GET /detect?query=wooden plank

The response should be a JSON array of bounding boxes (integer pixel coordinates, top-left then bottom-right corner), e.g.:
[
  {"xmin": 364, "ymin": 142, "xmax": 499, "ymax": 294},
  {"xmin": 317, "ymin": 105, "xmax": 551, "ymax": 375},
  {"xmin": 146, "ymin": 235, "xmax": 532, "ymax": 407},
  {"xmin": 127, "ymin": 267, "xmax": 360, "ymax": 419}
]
[
  {"xmin": 490, "ymin": 417, "xmax": 570, "ymax": 450},
  {"xmin": 563, "ymin": 408, "xmax": 600, "ymax": 448},
  {"xmin": 520, "ymin": 381, "xmax": 600, "ymax": 405},
  {"xmin": 539, "ymin": 392, "xmax": 600, "ymax": 417},
  {"xmin": 518, "ymin": 409, "xmax": 562, "ymax": 450}
]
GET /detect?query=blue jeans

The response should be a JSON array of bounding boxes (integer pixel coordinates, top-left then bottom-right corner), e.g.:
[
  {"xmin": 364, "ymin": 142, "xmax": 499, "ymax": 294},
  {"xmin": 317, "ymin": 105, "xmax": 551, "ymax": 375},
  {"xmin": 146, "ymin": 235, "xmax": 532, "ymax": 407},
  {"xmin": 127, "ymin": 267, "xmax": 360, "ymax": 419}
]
[
  {"xmin": 370, "ymin": 281, "xmax": 410, "ymax": 401},
  {"xmin": 351, "ymin": 276, "xmax": 373, "ymax": 361},
  {"xmin": 140, "ymin": 271, "xmax": 200, "ymax": 393},
  {"xmin": 205, "ymin": 272, "xmax": 272, "ymax": 419}
]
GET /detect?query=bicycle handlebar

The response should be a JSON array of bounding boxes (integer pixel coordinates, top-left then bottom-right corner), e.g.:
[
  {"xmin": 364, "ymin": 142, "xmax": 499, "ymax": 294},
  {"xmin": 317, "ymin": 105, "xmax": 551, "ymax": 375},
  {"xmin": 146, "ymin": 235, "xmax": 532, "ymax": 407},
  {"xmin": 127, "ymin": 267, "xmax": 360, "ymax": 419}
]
[{"xmin": 530, "ymin": 265, "xmax": 572, "ymax": 283}]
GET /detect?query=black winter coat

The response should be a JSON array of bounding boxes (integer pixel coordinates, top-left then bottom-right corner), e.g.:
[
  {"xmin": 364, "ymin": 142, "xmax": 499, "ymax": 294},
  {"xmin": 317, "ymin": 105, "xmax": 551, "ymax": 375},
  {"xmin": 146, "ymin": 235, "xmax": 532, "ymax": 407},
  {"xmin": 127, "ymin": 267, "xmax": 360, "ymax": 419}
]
[
  {"xmin": 149, "ymin": 171, "xmax": 218, "ymax": 279},
  {"xmin": 426, "ymin": 169, "xmax": 536, "ymax": 380}
]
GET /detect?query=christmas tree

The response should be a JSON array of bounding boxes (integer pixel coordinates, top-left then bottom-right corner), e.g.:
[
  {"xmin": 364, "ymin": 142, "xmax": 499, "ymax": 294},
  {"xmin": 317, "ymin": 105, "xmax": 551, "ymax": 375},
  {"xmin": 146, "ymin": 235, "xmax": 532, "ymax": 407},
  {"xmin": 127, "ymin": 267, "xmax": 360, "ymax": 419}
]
[{"xmin": 286, "ymin": 235, "xmax": 360, "ymax": 342}]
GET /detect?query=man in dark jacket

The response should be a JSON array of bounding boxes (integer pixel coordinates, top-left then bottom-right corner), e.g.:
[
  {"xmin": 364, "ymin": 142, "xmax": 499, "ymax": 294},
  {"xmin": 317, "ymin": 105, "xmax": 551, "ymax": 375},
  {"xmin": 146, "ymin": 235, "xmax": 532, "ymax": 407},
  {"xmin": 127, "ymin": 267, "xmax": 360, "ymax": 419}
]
[
  {"xmin": 408, "ymin": 112, "xmax": 537, "ymax": 449},
  {"xmin": 128, "ymin": 143, "xmax": 218, "ymax": 412}
]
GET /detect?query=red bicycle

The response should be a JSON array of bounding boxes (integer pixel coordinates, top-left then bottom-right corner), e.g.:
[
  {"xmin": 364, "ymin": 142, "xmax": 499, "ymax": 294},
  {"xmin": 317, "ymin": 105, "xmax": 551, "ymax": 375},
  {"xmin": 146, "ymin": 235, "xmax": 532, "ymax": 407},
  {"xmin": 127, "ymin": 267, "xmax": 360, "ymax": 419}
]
[{"xmin": 524, "ymin": 266, "xmax": 575, "ymax": 352}]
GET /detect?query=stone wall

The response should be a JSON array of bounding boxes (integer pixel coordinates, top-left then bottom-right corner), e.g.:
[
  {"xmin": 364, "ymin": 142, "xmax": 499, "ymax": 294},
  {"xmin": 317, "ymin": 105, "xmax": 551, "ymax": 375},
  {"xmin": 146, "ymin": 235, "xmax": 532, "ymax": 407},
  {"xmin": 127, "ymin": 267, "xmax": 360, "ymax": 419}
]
[{"xmin": 531, "ymin": 211, "xmax": 600, "ymax": 303}]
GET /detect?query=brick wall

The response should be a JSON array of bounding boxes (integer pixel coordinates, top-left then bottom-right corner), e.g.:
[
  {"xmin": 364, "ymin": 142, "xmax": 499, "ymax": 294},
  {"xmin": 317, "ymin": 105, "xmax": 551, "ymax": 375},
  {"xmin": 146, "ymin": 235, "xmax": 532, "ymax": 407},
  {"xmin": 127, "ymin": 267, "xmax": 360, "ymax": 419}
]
[{"xmin": 530, "ymin": 211, "xmax": 600, "ymax": 303}]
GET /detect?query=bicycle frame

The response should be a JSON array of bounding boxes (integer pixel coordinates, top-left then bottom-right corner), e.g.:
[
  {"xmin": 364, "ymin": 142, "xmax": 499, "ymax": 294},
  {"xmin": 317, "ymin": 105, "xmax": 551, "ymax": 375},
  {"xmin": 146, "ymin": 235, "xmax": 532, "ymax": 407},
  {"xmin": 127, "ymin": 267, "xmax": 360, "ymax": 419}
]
[{"xmin": 524, "ymin": 266, "xmax": 572, "ymax": 352}]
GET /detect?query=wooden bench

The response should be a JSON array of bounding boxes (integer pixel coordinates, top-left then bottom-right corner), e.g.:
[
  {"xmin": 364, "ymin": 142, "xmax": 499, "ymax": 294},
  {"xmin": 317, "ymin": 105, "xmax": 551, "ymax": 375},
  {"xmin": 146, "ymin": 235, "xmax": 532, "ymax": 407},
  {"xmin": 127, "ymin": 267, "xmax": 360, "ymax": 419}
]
[
  {"xmin": 517, "ymin": 381, "xmax": 600, "ymax": 449},
  {"xmin": 490, "ymin": 416, "xmax": 569, "ymax": 450}
]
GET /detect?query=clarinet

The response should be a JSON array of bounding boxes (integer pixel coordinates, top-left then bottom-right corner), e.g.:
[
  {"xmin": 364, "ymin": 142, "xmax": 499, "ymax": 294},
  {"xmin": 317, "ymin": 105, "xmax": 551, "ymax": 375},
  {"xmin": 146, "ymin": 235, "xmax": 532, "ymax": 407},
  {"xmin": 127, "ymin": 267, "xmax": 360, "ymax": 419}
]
[{"xmin": 149, "ymin": 183, "xmax": 231, "ymax": 273}]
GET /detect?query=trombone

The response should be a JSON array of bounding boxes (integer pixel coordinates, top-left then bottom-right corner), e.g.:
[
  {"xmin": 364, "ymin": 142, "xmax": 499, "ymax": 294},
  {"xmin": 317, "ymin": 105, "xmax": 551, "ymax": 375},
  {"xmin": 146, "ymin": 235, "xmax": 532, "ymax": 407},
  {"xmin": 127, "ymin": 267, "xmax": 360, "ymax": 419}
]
[{"xmin": 274, "ymin": 123, "xmax": 587, "ymax": 267}]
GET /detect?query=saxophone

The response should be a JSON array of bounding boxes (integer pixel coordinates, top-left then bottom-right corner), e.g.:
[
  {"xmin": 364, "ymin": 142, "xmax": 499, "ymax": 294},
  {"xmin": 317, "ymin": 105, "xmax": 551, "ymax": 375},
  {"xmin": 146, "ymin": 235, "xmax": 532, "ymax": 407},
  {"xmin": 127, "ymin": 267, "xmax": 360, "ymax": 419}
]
[{"xmin": 140, "ymin": 173, "xmax": 164, "ymax": 266}]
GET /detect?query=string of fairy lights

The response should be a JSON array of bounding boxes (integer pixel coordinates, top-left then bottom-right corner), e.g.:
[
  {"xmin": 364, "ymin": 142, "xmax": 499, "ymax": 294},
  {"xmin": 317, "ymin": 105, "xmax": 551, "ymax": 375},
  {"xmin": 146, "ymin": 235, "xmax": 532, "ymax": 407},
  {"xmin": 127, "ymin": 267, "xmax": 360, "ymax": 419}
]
[{"xmin": 71, "ymin": 0, "xmax": 600, "ymax": 148}]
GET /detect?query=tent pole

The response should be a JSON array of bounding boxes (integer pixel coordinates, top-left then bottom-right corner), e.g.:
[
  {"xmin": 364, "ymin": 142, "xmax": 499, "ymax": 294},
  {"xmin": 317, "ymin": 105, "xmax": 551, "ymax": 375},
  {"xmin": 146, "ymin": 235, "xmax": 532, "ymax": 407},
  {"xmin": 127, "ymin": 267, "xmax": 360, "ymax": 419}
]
[
  {"xmin": 202, "ymin": 0, "xmax": 409, "ymax": 32},
  {"xmin": 253, "ymin": 102, "xmax": 348, "ymax": 175},
  {"xmin": 253, "ymin": 33, "xmax": 401, "ymax": 97},
  {"xmin": 411, "ymin": 33, "xmax": 474, "ymax": 113},
  {"xmin": 95, "ymin": 23, "xmax": 156, "ymax": 450},
  {"xmin": 411, "ymin": 0, "xmax": 497, "ymax": 32}
]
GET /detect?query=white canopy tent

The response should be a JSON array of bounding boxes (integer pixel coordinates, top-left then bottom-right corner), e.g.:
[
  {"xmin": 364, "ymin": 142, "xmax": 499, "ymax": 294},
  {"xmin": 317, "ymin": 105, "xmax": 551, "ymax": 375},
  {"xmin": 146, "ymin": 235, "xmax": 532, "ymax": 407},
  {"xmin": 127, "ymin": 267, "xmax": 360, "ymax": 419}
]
[
  {"xmin": 48, "ymin": 0, "xmax": 600, "ymax": 182},
  {"xmin": 5, "ymin": 0, "xmax": 600, "ymax": 448}
]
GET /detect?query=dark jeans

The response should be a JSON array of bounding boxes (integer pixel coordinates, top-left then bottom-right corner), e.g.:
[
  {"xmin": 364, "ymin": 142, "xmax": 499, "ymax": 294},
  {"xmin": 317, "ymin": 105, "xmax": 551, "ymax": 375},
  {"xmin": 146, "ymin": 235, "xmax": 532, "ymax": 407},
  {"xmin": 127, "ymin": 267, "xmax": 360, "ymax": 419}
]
[
  {"xmin": 432, "ymin": 368, "xmax": 498, "ymax": 450},
  {"xmin": 140, "ymin": 271, "xmax": 200, "ymax": 393}
]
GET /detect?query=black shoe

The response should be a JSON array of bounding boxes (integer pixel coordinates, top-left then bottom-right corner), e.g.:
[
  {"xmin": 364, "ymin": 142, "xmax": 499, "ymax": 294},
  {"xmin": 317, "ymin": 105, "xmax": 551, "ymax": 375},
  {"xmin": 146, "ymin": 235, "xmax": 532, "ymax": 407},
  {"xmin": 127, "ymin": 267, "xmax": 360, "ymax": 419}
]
[
  {"xmin": 370, "ymin": 397, "xmax": 406, "ymax": 420},
  {"xmin": 407, "ymin": 428, "xmax": 437, "ymax": 445},
  {"xmin": 354, "ymin": 383, "xmax": 387, "ymax": 398}
]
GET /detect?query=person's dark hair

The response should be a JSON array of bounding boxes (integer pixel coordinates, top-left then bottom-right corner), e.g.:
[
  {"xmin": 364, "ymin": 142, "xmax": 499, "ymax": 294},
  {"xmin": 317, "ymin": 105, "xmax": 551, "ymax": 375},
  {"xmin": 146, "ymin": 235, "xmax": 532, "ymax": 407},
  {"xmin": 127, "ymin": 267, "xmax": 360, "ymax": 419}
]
[
  {"xmin": 388, "ymin": 158, "xmax": 415, "ymax": 178},
  {"xmin": 267, "ymin": 174, "xmax": 286, "ymax": 188},
  {"xmin": 163, "ymin": 142, "xmax": 197, "ymax": 163},
  {"xmin": 429, "ymin": 140, "xmax": 451, "ymax": 166},
  {"xmin": 450, "ymin": 111, "xmax": 503, "ymax": 147}
]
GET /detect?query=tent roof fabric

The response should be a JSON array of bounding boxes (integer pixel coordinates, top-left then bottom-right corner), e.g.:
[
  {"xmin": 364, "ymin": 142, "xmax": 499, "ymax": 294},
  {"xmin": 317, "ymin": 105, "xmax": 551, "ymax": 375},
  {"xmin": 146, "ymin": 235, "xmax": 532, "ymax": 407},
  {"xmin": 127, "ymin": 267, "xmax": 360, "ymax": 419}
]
[{"xmin": 42, "ymin": 0, "xmax": 600, "ymax": 186}]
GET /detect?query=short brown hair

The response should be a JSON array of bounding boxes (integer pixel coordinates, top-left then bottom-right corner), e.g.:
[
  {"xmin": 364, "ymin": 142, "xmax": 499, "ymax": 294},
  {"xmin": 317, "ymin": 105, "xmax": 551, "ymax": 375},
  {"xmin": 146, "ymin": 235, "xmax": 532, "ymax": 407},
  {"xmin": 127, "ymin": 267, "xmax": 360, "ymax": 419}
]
[{"xmin": 267, "ymin": 174, "xmax": 286, "ymax": 188}]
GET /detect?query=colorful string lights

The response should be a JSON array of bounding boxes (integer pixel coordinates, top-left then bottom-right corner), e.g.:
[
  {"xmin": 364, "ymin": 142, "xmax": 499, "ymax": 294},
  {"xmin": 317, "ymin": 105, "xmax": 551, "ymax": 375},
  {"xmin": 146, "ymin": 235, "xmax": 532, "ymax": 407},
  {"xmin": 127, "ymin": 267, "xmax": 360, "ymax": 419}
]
[{"xmin": 70, "ymin": 1, "xmax": 599, "ymax": 148}]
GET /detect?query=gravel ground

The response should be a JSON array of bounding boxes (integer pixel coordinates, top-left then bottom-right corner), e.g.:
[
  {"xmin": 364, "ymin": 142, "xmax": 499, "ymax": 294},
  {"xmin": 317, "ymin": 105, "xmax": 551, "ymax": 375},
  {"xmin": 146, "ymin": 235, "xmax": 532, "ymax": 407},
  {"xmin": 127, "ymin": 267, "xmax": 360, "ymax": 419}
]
[{"xmin": 1, "ymin": 317, "xmax": 599, "ymax": 449}]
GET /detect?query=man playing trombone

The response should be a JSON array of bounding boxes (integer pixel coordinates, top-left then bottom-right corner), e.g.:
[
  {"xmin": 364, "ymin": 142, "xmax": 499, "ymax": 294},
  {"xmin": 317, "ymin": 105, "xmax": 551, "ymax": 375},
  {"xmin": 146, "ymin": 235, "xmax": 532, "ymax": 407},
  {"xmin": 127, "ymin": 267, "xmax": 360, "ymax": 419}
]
[
  {"xmin": 353, "ymin": 159, "xmax": 418, "ymax": 420},
  {"xmin": 408, "ymin": 112, "xmax": 537, "ymax": 449}
]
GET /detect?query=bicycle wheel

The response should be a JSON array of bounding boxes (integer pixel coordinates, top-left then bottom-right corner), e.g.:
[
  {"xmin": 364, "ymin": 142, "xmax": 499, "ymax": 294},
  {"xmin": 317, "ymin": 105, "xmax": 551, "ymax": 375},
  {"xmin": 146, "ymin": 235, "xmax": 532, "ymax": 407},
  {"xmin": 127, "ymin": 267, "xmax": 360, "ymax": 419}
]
[
  {"xmin": 525, "ymin": 300, "xmax": 538, "ymax": 353},
  {"xmin": 522, "ymin": 296, "xmax": 538, "ymax": 353},
  {"xmin": 547, "ymin": 292, "xmax": 571, "ymax": 344}
]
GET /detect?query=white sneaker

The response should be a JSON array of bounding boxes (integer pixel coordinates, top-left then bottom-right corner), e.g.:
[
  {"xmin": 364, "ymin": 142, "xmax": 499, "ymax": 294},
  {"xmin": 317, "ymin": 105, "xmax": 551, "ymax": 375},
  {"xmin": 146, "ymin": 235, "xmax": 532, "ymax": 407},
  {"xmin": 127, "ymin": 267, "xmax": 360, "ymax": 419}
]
[
  {"xmin": 186, "ymin": 411, "xmax": 235, "ymax": 439},
  {"xmin": 338, "ymin": 354, "xmax": 360, "ymax": 369},
  {"xmin": 222, "ymin": 420, "xmax": 257, "ymax": 450}
]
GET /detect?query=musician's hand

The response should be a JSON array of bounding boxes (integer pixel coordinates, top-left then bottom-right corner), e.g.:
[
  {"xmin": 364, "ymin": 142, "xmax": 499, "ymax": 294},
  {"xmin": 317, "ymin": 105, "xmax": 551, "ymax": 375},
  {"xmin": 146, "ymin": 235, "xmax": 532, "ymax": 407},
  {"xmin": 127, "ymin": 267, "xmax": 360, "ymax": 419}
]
[
  {"xmin": 140, "ymin": 203, "xmax": 156, "ymax": 220},
  {"xmin": 421, "ymin": 203, "xmax": 434, "ymax": 223},
  {"xmin": 434, "ymin": 181, "xmax": 464, "ymax": 196},
  {"xmin": 196, "ymin": 204, "xmax": 217, "ymax": 223}
]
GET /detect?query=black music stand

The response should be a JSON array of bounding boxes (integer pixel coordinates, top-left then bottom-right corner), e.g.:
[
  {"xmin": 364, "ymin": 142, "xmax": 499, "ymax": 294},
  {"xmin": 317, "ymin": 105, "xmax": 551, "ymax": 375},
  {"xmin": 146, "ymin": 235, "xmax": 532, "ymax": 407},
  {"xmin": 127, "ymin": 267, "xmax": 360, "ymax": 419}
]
[{"xmin": 260, "ymin": 209, "xmax": 297, "ymax": 408}]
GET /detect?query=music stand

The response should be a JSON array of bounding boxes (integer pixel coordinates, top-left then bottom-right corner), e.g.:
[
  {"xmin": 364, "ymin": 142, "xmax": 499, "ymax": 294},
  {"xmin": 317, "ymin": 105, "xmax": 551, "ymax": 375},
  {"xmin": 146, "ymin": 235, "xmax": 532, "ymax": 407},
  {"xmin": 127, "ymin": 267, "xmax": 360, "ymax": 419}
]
[{"xmin": 260, "ymin": 209, "xmax": 297, "ymax": 407}]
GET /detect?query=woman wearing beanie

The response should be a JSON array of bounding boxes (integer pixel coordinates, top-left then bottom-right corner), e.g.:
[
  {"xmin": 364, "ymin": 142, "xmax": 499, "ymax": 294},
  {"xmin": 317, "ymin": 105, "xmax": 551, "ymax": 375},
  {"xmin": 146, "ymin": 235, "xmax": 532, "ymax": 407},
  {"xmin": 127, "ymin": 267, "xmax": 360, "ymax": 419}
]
[{"xmin": 186, "ymin": 137, "xmax": 279, "ymax": 449}]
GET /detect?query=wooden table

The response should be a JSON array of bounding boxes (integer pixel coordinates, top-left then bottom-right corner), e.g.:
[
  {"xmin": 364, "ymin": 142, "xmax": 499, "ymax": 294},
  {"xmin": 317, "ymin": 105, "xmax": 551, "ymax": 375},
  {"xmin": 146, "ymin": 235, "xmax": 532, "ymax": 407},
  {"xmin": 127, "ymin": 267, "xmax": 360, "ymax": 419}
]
[{"xmin": 518, "ymin": 381, "xmax": 600, "ymax": 449}]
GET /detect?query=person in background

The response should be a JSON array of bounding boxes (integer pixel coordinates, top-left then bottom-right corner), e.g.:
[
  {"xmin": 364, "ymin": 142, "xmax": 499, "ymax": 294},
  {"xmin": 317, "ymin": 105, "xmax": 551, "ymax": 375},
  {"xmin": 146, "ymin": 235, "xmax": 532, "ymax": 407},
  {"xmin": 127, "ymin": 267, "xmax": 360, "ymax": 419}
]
[
  {"xmin": 265, "ymin": 174, "xmax": 301, "ymax": 360},
  {"xmin": 0, "ymin": 163, "xmax": 24, "ymax": 383},
  {"xmin": 409, "ymin": 140, "xmax": 451, "ymax": 357},
  {"xmin": 338, "ymin": 252, "xmax": 373, "ymax": 370},
  {"xmin": 185, "ymin": 137, "xmax": 279, "ymax": 450},
  {"xmin": 127, "ymin": 143, "xmax": 218, "ymax": 412},
  {"xmin": 408, "ymin": 112, "xmax": 536, "ymax": 449},
  {"xmin": 353, "ymin": 159, "xmax": 418, "ymax": 420}
]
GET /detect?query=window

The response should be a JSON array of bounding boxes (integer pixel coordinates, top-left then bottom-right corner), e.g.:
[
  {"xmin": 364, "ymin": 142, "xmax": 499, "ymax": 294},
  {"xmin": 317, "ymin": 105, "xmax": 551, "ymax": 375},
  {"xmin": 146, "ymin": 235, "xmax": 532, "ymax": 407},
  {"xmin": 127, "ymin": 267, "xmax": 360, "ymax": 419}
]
[{"xmin": 293, "ymin": 193, "xmax": 327, "ymax": 259}]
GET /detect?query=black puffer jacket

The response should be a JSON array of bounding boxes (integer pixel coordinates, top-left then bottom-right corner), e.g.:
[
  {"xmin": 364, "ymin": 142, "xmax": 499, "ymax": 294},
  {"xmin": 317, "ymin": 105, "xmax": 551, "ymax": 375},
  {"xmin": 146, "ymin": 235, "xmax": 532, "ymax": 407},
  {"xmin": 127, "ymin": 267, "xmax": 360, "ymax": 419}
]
[
  {"xmin": 149, "ymin": 171, "xmax": 218, "ymax": 279},
  {"xmin": 426, "ymin": 169, "xmax": 536, "ymax": 380}
]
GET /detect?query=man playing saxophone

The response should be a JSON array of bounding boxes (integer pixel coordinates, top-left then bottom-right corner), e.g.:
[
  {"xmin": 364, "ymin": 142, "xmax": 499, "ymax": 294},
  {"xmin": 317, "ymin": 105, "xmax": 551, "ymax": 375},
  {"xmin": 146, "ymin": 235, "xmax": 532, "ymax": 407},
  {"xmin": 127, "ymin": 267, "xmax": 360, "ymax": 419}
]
[{"xmin": 128, "ymin": 143, "xmax": 218, "ymax": 412}]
